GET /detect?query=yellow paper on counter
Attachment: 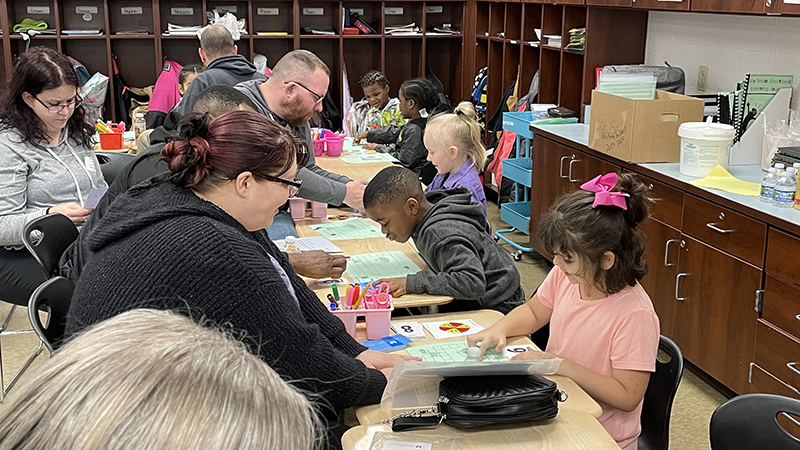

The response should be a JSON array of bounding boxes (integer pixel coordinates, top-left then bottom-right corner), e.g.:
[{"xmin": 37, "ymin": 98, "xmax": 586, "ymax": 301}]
[{"xmin": 688, "ymin": 165, "xmax": 761, "ymax": 197}]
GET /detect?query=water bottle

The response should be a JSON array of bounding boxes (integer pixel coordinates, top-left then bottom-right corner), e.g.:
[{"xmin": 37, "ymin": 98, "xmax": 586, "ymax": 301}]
[
  {"xmin": 134, "ymin": 113, "xmax": 146, "ymax": 139},
  {"xmin": 282, "ymin": 236, "xmax": 300, "ymax": 253},
  {"xmin": 760, "ymin": 168, "xmax": 778, "ymax": 203},
  {"xmin": 774, "ymin": 169, "xmax": 796, "ymax": 208}
]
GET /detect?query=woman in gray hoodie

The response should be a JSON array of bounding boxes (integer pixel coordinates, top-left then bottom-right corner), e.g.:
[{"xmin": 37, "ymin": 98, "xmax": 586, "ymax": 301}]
[{"xmin": 0, "ymin": 47, "xmax": 107, "ymax": 305}]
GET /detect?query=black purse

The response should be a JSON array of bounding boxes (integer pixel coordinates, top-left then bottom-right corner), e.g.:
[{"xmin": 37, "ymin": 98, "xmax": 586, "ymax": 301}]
[{"xmin": 384, "ymin": 374, "xmax": 568, "ymax": 432}]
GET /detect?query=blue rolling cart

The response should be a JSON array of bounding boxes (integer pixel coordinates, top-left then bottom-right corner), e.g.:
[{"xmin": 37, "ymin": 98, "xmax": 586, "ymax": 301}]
[{"xmin": 494, "ymin": 111, "xmax": 537, "ymax": 261}]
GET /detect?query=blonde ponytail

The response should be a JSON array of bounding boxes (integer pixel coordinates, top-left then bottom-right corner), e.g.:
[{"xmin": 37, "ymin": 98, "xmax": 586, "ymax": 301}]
[{"xmin": 427, "ymin": 101, "xmax": 487, "ymax": 169}]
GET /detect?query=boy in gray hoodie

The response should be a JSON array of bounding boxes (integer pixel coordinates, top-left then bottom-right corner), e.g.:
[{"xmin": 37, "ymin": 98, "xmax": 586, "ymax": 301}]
[{"xmin": 363, "ymin": 166, "xmax": 524, "ymax": 314}]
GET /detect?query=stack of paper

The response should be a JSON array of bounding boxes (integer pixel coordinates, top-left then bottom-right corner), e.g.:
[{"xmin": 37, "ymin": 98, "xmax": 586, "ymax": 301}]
[
  {"xmin": 543, "ymin": 35, "xmax": 561, "ymax": 48},
  {"xmin": 565, "ymin": 27, "xmax": 585, "ymax": 51},
  {"xmin": 597, "ymin": 72, "xmax": 656, "ymax": 100},
  {"xmin": 163, "ymin": 23, "xmax": 202, "ymax": 36},
  {"xmin": 386, "ymin": 23, "xmax": 420, "ymax": 35},
  {"xmin": 62, "ymin": 29, "xmax": 103, "ymax": 35}
]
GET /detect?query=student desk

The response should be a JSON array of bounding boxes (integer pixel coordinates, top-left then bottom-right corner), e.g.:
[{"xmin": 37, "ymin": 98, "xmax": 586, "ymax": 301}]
[
  {"xmin": 295, "ymin": 209, "xmax": 453, "ymax": 309},
  {"xmin": 344, "ymin": 310, "xmax": 616, "ymax": 449},
  {"xmin": 314, "ymin": 151, "xmax": 395, "ymax": 181}
]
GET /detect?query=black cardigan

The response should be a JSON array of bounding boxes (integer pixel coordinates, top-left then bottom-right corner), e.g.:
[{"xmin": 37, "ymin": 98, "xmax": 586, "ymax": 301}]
[{"xmin": 67, "ymin": 180, "xmax": 386, "ymax": 411}]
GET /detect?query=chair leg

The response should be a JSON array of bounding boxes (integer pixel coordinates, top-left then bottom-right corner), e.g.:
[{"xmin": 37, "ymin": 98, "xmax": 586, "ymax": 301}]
[
  {"xmin": 0, "ymin": 305, "xmax": 16, "ymax": 333},
  {"xmin": 0, "ymin": 305, "xmax": 43, "ymax": 403}
]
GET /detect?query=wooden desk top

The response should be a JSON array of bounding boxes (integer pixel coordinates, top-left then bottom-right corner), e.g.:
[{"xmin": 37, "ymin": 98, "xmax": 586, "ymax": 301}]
[
  {"xmin": 296, "ymin": 209, "xmax": 453, "ymax": 309},
  {"xmin": 353, "ymin": 310, "xmax": 603, "ymax": 425},
  {"xmin": 314, "ymin": 150, "xmax": 394, "ymax": 181},
  {"xmin": 342, "ymin": 409, "xmax": 620, "ymax": 450}
]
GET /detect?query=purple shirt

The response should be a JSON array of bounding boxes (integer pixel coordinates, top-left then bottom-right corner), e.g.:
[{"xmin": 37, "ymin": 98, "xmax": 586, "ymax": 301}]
[{"xmin": 425, "ymin": 158, "xmax": 487, "ymax": 214}]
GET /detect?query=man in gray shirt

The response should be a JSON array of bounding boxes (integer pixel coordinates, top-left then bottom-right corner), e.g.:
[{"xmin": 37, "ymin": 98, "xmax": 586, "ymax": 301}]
[{"xmin": 236, "ymin": 50, "xmax": 367, "ymax": 218}]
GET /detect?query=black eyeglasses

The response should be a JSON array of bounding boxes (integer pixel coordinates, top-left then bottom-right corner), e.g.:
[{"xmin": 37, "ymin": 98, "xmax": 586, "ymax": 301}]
[
  {"xmin": 34, "ymin": 95, "xmax": 81, "ymax": 114},
  {"xmin": 253, "ymin": 173, "xmax": 303, "ymax": 196},
  {"xmin": 284, "ymin": 81, "xmax": 325, "ymax": 104}
]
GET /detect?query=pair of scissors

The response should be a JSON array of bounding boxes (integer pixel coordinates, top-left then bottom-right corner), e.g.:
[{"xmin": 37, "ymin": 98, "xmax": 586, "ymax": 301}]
[{"xmin": 367, "ymin": 282, "xmax": 391, "ymax": 309}]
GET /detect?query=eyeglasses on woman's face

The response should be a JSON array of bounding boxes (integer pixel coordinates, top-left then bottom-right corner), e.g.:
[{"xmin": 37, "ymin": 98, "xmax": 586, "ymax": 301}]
[
  {"xmin": 284, "ymin": 81, "xmax": 325, "ymax": 105},
  {"xmin": 254, "ymin": 173, "xmax": 303, "ymax": 197},
  {"xmin": 33, "ymin": 95, "xmax": 82, "ymax": 114}
]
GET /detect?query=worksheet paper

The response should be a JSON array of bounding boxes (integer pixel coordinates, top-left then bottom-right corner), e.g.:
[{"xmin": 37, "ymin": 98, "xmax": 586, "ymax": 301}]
[
  {"xmin": 406, "ymin": 340, "xmax": 538, "ymax": 362},
  {"xmin": 309, "ymin": 218, "xmax": 383, "ymax": 240},
  {"xmin": 345, "ymin": 251, "xmax": 422, "ymax": 282},
  {"xmin": 340, "ymin": 154, "xmax": 398, "ymax": 164},
  {"xmin": 272, "ymin": 236, "xmax": 343, "ymax": 253}
]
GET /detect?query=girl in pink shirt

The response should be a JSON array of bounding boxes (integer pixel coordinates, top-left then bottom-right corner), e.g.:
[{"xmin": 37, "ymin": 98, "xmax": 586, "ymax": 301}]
[{"xmin": 469, "ymin": 172, "xmax": 660, "ymax": 450}]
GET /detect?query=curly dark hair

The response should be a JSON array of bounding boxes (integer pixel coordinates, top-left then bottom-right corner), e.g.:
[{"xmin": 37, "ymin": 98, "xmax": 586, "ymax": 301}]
[
  {"xmin": 399, "ymin": 78, "xmax": 439, "ymax": 115},
  {"xmin": 359, "ymin": 70, "xmax": 389, "ymax": 89},
  {"xmin": 0, "ymin": 47, "xmax": 94, "ymax": 148},
  {"xmin": 538, "ymin": 172, "xmax": 651, "ymax": 295}
]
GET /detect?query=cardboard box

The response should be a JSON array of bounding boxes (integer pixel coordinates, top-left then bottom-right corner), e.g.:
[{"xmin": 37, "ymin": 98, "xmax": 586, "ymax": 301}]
[{"xmin": 588, "ymin": 90, "xmax": 704, "ymax": 163}]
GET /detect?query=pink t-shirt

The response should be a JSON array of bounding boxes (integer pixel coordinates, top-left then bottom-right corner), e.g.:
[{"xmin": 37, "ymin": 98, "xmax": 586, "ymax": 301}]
[{"xmin": 537, "ymin": 267, "xmax": 660, "ymax": 450}]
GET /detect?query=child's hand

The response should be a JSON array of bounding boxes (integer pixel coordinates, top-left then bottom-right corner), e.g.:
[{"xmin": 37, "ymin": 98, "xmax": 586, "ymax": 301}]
[
  {"xmin": 377, "ymin": 277, "xmax": 406, "ymax": 296},
  {"xmin": 354, "ymin": 132, "xmax": 368, "ymax": 142},
  {"xmin": 467, "ymin": 329, "xmax": 508, "ymax": 360},
  {"xmin": 364, "ymin": 143, "xmax": 377, "ymax": 150},
  {"xmin": 510, "ymin": 349, "xmax": 557, "ymax": 362}
]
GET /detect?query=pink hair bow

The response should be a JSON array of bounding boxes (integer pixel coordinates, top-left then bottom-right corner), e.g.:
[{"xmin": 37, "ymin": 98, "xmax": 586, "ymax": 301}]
[{"xmin": 580, "ymin": 173, "xmax": 629, "ymax": 210}]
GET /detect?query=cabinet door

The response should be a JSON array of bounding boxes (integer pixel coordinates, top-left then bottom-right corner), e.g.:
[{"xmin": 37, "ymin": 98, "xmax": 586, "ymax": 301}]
[
  {"xmin": 632, "ymin": 0, "xmax": 690, "ymax": 10},
  {"xmin": 530, "ymin": 137, "xmax": 575, "ymax": 257},
  {"xmin": 639, "ymin": 218, "xmax": 680, "ymax": 339},
  {"xmin": 780, "ymin": 0, "xmax": 800, "ymax": 14},
  {"xmin": 673, "ymin": 235, "xmax": 761, "ymax": 394},
  {"xmin": 690, "ymin": 0, "xmax": 766, "ymax": 12},
  {"xmin": 567, "ymin": 148, "xmax": 619, "ymax": 186},
  {"xmin": 587, "ymin": 0, "xmax": 632, "ymax": 6}
]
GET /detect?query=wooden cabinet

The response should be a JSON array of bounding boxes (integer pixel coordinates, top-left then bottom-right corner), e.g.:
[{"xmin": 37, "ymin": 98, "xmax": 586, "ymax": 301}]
[
  {"xmin": 632, "ymin": 0, "xmax": 690, "ymax": 10},
  {"xmin": 778, "ymin": 0, "xmax": 800, "ymax": 14},
  {"xmin": 690, "ymin": 0, "xmax": 768, "ymax": 13},
  {"xmin": 672, "ymin": 235, "xmax": 760, "ymax": 394},
  {"xmin": 639, "ymin": 218, "xmax": 680, "ymax": 339}
]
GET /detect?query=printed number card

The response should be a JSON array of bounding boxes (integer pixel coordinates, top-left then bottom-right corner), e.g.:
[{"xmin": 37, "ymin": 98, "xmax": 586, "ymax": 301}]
[
  {"xmin": 391, "ymin": 321, "xmax": 426, "ymax": 339},
  {"xmin": 310, "ymin": 218, "xmax": 383, "ymax": 240},
  {"xmin": 345, "ymin": 251, "xmax": 422, "ymax": 282}
]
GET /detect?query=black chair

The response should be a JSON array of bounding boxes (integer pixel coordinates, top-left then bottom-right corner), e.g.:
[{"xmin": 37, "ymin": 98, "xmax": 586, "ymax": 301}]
[
  {"xmin": 22, "ymin": 213, "xmax": 79, "ymax": 279},
  {"xmin": 96, "ymin": 151, "xmax": 137, "ymax": 185},
  {"xmin": 419, "ymin": 161, "xmax": 438, "ymax": 186},
  {"xmin": 28, "ymin": 276, "xmax": 74, "ymax": 355},
  {"xmin": 710, "ymin": 393, "xmax": 800, "ymax": 449},
  {"xmin": 638, "ymin": 335, "xmax": 684, "ymax": 450},
  {"xmin": 0, "ymin": 214, "xmax": 79, "ymax": 402}
]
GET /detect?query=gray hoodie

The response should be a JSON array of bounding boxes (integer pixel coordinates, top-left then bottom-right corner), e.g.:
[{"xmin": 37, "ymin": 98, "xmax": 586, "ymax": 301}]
[
  {"xmin": 407, "ymin": 188, "xmax": 524, "ymax": 313},
  {"xmin": 235, "ymin": 80, "xmax": 351, "ymax": 205},
  {"xmin": 0, "ymin": 127, "xmax": 107, "ymax": 247},
  {"xmin": 176, "ymin": 55, "xmax": 268, "ymax": 115}
]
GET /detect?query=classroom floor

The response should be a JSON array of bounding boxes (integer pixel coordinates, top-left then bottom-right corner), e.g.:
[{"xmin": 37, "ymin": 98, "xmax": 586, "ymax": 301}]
[{"xmin": 0, "ymin": 199, "xmax": 728, "ymax": 448}]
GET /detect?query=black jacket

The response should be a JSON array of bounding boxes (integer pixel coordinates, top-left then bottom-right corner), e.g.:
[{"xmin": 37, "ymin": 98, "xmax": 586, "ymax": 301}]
[
  {"xmin": 368, "ymin": 117, "xmax": 428, "ymax": 175},
  {"xmin": 407, "ymin": 188, "xmax": 524, "ymax": 314},
  {"xmin": 67, "ymin": 180, "xmax": 386, "ymax": 411}
]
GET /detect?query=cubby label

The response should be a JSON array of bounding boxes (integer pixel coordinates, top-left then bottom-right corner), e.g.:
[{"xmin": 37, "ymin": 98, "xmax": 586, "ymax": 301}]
[
  {"xmin": 216, "ymin": 5, "xmax": 237, "ymax": 13},
  {"xmin": 303, "ymin": 7, "xmax": 324, "ymax": 15},
  {"xmin": 351, "ymin": 8, "xmax": 364, "ymax": 15},
  {"xmin": 171, "ymin": 7, "xmax": 194, "ymax": 15},
  {"xmin": 26, "ymin": 6, "xmax": 50, "ymax": 14},
  {"xmin": 385, "ymin": 7, "xmax": 404, "ymax": 15},
  {"xmin": 426, "ymin": 6, "xmax": 443, "ymax": 13},
  {"xmin": 121, "ymin": 6, "xmax": 143, "ymax": 15},
  {"xmin": 75, "ymin": 6, "xmax": 98, "ymax": 14},
  {"xmin": 257, "ymin": 7, "xmax": 279, "ymax": 15}
]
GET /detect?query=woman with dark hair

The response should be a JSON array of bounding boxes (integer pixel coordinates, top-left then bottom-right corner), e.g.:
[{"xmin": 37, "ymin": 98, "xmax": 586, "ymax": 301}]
[
  {"xmin": 67, "ymin": 110, "xmax": 412, "ymax": 450},
  {"xmin": 0, "ymin": 46, "xmax": 107, "ymax": 305}
]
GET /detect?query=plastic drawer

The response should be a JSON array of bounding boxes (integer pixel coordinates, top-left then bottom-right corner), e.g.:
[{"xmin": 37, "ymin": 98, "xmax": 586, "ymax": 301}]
[
  {"xmin": 502, "ymin": 158, "xmax": 532, "ymax": 187},
  {"xmin": 500, "ymin": 202, "xmax": 531, "ymax": 235},
  {"xmin": 502, "ymin": 111, "xmax": 536, "ymax": 139}
]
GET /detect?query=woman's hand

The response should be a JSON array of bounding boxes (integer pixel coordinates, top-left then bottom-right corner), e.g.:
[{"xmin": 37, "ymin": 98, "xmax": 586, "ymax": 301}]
[
  {"xmin": 357, "ymin": 350, "xmax": 421, "ymax": 370},
  {"xmin": 466, "ymin": 327, "xmax": 508, "ymax": 360},
  {"xmin": 49, "ymin": 202, "xmax": 93, "ymax": 225}
]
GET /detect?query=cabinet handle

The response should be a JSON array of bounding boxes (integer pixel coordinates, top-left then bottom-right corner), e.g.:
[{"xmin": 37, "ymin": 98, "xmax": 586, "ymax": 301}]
[
  {"xmin": 559, "ymin": 156, "xmax": 569, "ymax": 179},
  {"xmin": 568, "ymin": 158, "xmax": 580, "ymax": 182},
  {"xmin": 795, "ymin": 314, "xmax": 800, "ymax": 322},
  {"xmin": 766, "ymin": 0, "xmax": 773, "ymax": 7},
  {"xmin": 675, "ymin": 273, "xmax": 689, "ymax": 301},
  {"xmin": 788, "ymin": 362, "xmax": 800, "ymax": 377},
  {"xmin": 664, "ymin": 239, "xmax": 678, "ymax": 267},
  {"xmin": 706, "ymin": 223, "xmax": 736, "ymax": 234}
]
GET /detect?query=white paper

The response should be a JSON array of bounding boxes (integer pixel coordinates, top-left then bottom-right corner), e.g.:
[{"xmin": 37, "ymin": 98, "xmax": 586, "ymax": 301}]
[
  {"xmin": 383, "ymin": 442, "xmax": 432, "ymax": 450},
  {"xmin": 83, "ymin": 187, "xmax": 108, "ymax": 209},
  {"xmin": 503, "ymin": 344, "xmax": 536, "ymax": 359},
  {"xmin": 730, "ymin": 87, "xmax": 792, "ymax": 166},
  {"xmin": 273, "ymin": 236, "xmax": 343, "ymax": 253},
  {"xmin": 391, "ymin": 321, "xmax": 426, "ymax": 339},
  {"xmin": 421, "ymin": 319, "xmax": 484, "ymax": 340}
]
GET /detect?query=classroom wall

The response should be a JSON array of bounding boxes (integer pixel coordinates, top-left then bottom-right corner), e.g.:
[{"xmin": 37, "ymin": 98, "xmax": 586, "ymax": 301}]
[{"xmin": 645, "ymin": 11, "xmax": 800, "ymax": 110}]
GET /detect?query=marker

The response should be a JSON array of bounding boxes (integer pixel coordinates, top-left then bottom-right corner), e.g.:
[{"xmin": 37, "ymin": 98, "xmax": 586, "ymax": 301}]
[
  {"xmin": 331, "ymin": 284, "xmax": 340, "ymax": 303},
  {"xmin": 351, "ymin": 285, "xmax": 362, "ymax": 309},
  {"xmin": 326, "ymin": 293, "xmax": 337, "ymax": 310}
]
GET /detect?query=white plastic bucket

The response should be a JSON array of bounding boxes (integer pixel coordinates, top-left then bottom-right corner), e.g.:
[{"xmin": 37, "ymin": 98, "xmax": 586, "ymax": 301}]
[{"xmin": 678, "ymin": 118, "xmax": 735, "ymax": 177}]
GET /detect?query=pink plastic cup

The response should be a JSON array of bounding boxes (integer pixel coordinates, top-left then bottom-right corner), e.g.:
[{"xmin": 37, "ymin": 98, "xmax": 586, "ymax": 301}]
[
  {"xmin": 325, "ymin": 136, "xmax": 344, "ymax": 157},
  {"xmin": 312, "ymin": 139, "xmax": 326, "ymax": 156}
]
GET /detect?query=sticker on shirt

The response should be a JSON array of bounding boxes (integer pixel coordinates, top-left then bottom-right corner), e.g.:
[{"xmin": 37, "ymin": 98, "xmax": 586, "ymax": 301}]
[{"xmin": 83, "ymin": 187, "xmax": 108, "ymax": 209}]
